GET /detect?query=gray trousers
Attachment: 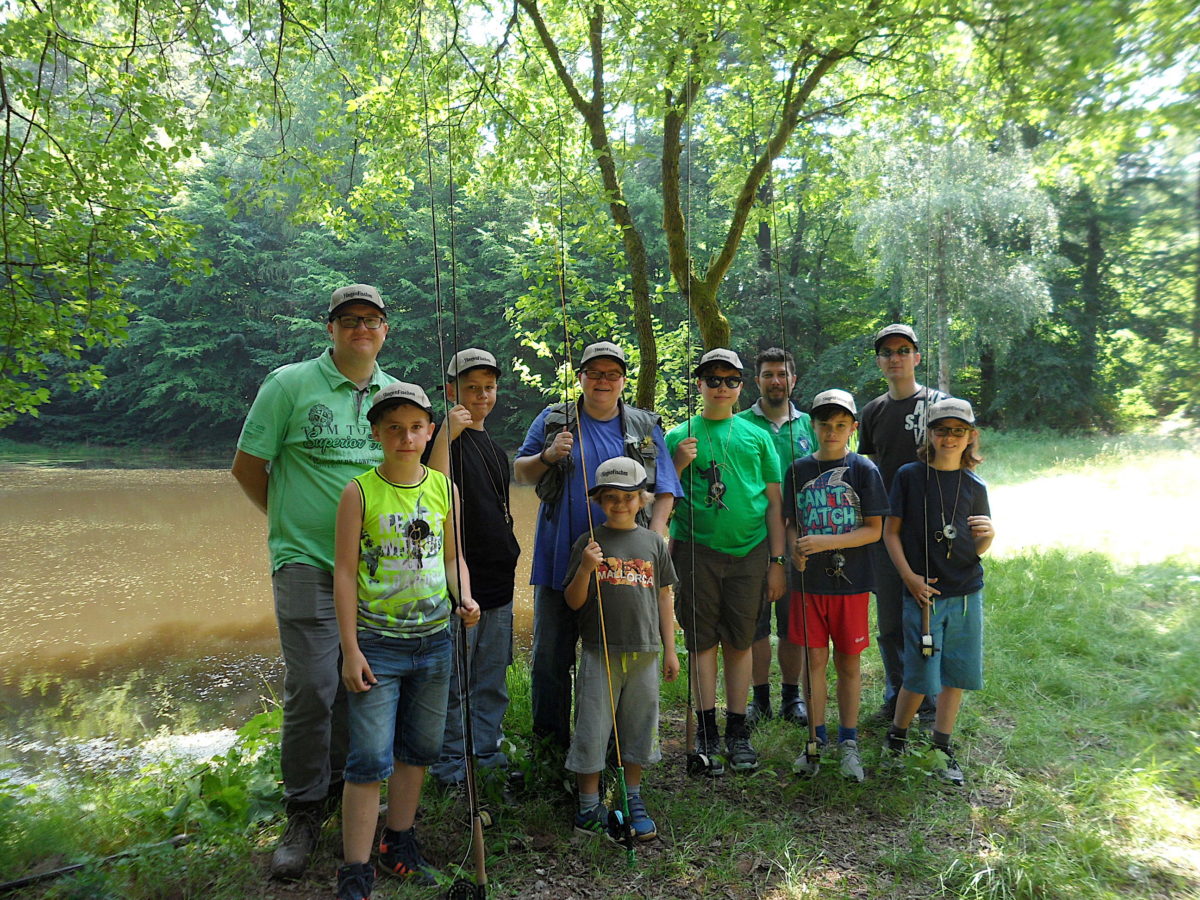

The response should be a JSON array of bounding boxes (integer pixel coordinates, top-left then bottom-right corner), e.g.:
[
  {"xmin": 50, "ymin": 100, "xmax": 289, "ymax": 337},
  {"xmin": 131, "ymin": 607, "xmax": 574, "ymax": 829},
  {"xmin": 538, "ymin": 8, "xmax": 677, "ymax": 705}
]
[
  {"xmin": 871, "ymin": 543, "xmax": 934, "ymax": 714},
  {"xmin": 432, "ymin": 603, "xmax": 514, "ymax": 784},
  {"xmin": 272, "ymin": 563, "xmax": 348, "ymax": 804}
]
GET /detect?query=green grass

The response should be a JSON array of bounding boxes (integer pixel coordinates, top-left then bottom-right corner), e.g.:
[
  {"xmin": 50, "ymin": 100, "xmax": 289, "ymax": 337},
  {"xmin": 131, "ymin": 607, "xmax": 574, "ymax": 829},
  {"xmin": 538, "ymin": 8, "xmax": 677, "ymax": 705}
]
[{"xmin": 2, "ymin": 432, "xmax": 1198, "ymax": 898}]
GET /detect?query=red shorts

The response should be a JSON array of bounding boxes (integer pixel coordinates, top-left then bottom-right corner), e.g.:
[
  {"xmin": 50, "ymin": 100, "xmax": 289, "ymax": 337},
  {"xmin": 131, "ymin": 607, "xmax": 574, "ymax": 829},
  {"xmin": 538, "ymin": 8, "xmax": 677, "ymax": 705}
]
[{"xmin": 787, "ymin": 591, "xmax": 871, "ymax": 655}]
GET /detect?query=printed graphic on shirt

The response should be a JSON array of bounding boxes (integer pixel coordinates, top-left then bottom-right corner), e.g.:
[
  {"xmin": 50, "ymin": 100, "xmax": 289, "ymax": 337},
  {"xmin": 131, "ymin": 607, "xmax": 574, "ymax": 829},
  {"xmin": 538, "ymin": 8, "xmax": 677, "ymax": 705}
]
[
  {"xmin": 797, "ymin": 466, "xmax": 862, "ymax": 535},
  {"xmin": 904, "ymin": 398, "xmax": 933, "ymax": 447},
  {"xmin": 595, "ymin": 556, "xmax": 656, "ymax": 589},
  {"xmin": 361, "ymin": 493, "xmax": 446, "ymax": 591}
]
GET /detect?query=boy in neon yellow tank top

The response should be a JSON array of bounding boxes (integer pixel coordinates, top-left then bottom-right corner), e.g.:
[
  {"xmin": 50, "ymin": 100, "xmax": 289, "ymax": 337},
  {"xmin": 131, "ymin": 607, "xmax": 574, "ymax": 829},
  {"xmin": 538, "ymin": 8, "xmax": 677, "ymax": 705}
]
[{"xmin": 332, "ymin": 382, "xmax": 480, "ymax": 900}]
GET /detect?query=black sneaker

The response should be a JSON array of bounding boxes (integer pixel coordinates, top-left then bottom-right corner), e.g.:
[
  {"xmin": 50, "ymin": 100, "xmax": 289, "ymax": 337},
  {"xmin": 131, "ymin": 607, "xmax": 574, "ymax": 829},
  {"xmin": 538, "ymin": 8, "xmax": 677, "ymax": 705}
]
[
  {"xmin": 780, "ymin": 697, "xmax": 809, "ymax": 727},
  {"xmin": 377, "ymin": 826, "xmax": 436, "ymax": 885},
  {"xmin": 725, "ymin": 734, "xmax": 759, "ymax": 771},
  {"xmin": 336, "ymin": 862, "xmax": 375, "ymax": 900},
  {"xmin": 882, "ymin": 730, "xmax": 908, "ymax": 770},
  {"xmin": 269, "ymin": 801, "xmax": 322, "ymax": 880},
  {"xmin": 745, "ymin": 698, "xmax": 773, "ymax": 731}
]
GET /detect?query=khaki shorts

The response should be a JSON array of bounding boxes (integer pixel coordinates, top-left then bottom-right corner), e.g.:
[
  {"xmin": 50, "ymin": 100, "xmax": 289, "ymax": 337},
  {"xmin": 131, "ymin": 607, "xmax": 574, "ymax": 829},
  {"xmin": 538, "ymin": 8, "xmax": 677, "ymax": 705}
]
[{"xmin": 672, "ymin": 539, "xmax": 768, "ymax": 652}]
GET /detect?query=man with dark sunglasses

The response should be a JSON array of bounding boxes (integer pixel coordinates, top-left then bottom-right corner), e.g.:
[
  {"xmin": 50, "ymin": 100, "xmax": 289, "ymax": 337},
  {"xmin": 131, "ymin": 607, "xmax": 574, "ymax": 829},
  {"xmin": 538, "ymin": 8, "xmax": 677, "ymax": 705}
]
[
  {"xmin": 667, "ymin": 348, "xmax": 787, "ymax": 775},
  {"xmin": 858, "ymin": 323, "xmax": 946, "ymax": 725},
  {"xmin": 514, "ymin": 341, "xmax": 681, "ymax": 770}
]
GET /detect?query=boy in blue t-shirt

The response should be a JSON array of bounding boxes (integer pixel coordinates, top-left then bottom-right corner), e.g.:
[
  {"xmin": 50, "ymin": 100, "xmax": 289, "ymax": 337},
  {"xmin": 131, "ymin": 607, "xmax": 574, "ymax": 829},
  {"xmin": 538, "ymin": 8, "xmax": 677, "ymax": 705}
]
[{"xmin": 784, "ymin": 390, "xmax": 888, "ymax": 782}]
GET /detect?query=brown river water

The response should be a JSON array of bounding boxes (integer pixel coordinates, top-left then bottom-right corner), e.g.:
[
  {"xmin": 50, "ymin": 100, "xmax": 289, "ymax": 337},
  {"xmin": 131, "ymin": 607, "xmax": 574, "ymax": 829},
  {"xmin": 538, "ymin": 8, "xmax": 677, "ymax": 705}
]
[{"xmin": 0, "ymin": 463, "xmax": 539, "ymax": 774}]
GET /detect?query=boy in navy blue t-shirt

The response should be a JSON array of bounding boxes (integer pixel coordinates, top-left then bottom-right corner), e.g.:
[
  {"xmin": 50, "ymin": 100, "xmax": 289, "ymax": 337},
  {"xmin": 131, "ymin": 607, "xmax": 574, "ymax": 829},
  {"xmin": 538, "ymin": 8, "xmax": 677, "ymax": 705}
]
[{"xmin": 784, "ymin": 390, "xmax": 888, "ymax": 782}]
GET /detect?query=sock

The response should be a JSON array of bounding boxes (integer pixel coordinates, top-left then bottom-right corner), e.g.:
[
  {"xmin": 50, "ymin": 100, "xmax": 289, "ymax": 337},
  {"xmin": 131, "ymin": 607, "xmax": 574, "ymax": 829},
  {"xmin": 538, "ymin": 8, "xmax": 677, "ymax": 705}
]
[
  {"xmin": 626, "ymin": 784, "xmax": 641, "ymax": 800},
  {"xmin": 814, "ymin": 724, "xmax": 828, "ymax": 744},
  {"xmin": 838, "ymin": 726, "xmax": 857, "ymax": 744},
  {"xmin": 578, "ymin": 791, "xmax": 600, "ymax": 814},
  {"xmin": 781, "ymin": 682, "xmax": 800, "ymax": 704},
  {"xmin": 932, "ymin": 730, "xmax": 952, "ymax": 750},
  {"xmin": 726, "ymin": 711, "xmax": 747, "ymax": 741},
  {"xmin": 752, "ymin": 683, "xmax": 770, "ymax": 707},
  {"xmin": 698, "ymin": 707, "xmax": 718, "ymax": 744}
]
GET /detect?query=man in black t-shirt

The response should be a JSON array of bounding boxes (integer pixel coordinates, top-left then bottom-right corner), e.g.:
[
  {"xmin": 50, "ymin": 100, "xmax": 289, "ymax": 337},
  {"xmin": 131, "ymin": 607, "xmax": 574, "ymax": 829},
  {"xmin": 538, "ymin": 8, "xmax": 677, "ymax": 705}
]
[
  {"xmin": 858, "ymin": 324, "xmax": 945, "ymax": 722},
  {"xmin": 426, "ymin": 348, "xmax": 522, "ymax": 790}
]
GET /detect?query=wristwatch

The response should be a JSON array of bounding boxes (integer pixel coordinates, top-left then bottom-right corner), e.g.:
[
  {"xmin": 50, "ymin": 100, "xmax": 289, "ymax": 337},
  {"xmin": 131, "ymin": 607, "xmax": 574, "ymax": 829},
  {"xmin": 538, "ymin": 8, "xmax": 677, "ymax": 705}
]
[{"xmin": 770, "ymin": 556, "xmax": 787, "ymax": 566}]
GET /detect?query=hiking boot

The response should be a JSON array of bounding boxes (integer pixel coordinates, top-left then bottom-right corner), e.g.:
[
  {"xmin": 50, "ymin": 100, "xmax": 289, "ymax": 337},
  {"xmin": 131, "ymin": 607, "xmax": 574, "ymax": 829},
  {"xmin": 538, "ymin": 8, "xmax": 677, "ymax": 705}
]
[
  {"xmin": 839, "ymin": 739, "xmax": 865, "ymax": 782},
  {"xmin": 626, "ymin": 794, "xmax": 657, "ymax": 842},
  {"xmin": 269, "ymin": 800, "xmax": 322, "ymax": 880},
  {"xmin": 781, "ymin": 696, "xmax": 809, "ymax": 727},
  {"xmin": 336, "ymin": 862, "xmax": 375, "ymax": 900},
  {"xmin": 725, "ymin": 733, "xmax": 759, "ymax": 772},
  {"xmin": 377, "ymin": 826, "xmax": 436, "ymax": 885},
  {"xmin": 690, "ymin": 730, "xmax": 725, "ymax": 777},
  {"xmin": 574, "ymin": 803, "xmax": 622, "ymax": 844},
  {"xmin": 933, "ymin": 746, "xmax": 965, "ymax": 786},
  {"xmin": 869, "ymin": 700, "xmax": 896, "ymax": 725},
  {"xmin": 745, "ymin": 698, "xmax": 772, "ymax": 731}
]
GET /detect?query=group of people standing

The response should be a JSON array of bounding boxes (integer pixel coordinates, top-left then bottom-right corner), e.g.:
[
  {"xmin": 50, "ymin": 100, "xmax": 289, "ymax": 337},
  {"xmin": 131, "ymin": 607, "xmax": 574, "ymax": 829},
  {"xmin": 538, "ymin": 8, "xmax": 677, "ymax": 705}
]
[{"xmin": 232, "ymin": 285, "xmax": 995, "ymax": 900}]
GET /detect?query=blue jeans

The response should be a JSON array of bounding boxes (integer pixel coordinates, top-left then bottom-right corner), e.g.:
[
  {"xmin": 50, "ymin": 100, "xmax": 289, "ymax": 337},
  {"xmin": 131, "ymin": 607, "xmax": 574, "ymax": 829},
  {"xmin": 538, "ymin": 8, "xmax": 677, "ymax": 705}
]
[
  {"xmin": 344, "ymin": 629, "xmax": 452, "ymax": 783},
  {"xmin": 272, "ymin": 563, "xmax": 348, "ymax": 803},
  {"xmin": 531, "ymin": 584, "xmax": 579, "ymax": 750},
  {"xmin": 432, "ymin": 604, "xmax": 513, "ymax": 785}
]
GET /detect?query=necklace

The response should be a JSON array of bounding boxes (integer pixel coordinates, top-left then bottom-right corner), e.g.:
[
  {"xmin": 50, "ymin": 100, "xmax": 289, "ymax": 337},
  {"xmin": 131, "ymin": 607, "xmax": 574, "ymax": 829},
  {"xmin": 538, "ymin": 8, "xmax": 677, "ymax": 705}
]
[
  {"xmin": 933, "ymin": 467, "xmax": 963, "ymax": 558},
  {"xmin": 699, "ymin": 416, "xmax": 733, "ymax": 510},
  {"xmin": 461, "ymin": 429, "xmax": 511, "ymax": 525}
]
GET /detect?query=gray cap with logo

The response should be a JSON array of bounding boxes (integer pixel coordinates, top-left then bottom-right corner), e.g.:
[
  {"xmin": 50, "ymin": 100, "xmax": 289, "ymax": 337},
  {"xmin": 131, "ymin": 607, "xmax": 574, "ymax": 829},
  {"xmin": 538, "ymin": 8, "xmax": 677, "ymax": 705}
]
[
  {"xmin": 329, "ymin": 284, "xmax": 386, "ymax": 315},
  {"xmin": 367, "ymin": 381, "xmax": 434, "ymax": 423}
]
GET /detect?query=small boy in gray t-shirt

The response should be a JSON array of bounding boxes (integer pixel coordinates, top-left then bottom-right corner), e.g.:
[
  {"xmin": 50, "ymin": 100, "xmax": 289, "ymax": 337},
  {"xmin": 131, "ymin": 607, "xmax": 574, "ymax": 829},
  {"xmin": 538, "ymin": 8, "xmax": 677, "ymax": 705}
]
[{"xmin": 564, "ymin": 457, "xmax": 679, "ymax": 843}]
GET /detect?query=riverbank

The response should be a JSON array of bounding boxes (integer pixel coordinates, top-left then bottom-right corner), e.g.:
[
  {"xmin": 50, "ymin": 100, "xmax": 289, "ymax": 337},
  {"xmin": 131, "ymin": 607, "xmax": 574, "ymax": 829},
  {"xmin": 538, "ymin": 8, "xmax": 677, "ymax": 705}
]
[{"xmin": 2, "ymin": 430, "xmax": 1198, "ymax": 898}]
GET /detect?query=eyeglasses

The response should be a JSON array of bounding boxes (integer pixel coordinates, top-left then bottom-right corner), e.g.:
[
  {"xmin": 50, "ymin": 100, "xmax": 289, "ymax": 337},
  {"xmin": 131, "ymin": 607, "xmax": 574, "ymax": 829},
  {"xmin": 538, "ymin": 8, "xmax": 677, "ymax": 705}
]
[
  {"xmin": 335, "ymin": 315, "xmax": 385, "ymax": 330},
  {"xmin": 702, "ymin": 375, "xmax": 743, "ymax": 389},
  {"xmin": 932, "ymin": 426, "xmax": 972, "ymax": 437},
  {"xmin": 582, "ymin": 369, "xmax": 625, "ymax": 382},
  {"xmin": 876, "ymin": 347, "xmax": 914, "ymax": 358}
]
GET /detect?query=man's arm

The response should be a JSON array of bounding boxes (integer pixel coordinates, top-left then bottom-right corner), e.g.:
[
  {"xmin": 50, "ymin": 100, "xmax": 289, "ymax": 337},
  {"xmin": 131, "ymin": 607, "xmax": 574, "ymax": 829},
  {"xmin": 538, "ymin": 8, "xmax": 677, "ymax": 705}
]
[
  {"xmin": 231, "ymin": 450, "xmax": 270, "ymax": 514},
  {"xmin": 649, "ymin": 493, "xmax": 674, "ymax": 537}
]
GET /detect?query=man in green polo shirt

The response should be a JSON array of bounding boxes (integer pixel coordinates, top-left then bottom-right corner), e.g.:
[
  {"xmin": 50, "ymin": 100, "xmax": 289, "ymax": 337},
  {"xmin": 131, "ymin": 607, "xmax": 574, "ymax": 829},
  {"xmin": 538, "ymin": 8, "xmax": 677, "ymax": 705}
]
[
  {"xmin": 231, "ymin": 283, "xmax": 397, "ymax": 880},
  {"xmin": 736, "ymin": 348, "xmax": 815, "ymax": 730}
]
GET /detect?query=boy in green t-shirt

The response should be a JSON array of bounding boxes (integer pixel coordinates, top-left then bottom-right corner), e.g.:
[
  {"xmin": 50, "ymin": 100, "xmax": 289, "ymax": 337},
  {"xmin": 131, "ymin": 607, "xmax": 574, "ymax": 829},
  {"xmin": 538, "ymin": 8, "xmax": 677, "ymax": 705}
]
[{"xmin": 667, "ymin": 349, "xmax": 787, "ymax": 774}]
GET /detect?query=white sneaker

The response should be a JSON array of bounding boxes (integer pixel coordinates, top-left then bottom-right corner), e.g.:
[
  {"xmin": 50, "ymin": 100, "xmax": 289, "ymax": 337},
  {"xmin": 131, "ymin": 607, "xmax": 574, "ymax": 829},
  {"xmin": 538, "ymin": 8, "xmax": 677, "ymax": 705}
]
[{"xmin": 839, "ymin": 739, "xmax": 865, "ymax": 782}]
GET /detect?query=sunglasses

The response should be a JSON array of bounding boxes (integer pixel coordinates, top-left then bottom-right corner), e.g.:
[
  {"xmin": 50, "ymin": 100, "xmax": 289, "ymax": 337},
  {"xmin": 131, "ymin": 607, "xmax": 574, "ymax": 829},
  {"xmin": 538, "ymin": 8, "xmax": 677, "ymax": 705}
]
[{"xmin": 702, "ymin": 375, "xmax": 743, "ymax": 389}]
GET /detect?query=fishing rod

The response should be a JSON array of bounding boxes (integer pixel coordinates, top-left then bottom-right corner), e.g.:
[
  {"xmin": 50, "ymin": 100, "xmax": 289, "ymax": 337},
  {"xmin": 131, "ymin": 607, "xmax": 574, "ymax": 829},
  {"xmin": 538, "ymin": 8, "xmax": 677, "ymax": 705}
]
[{"xmin": 419, "ymin": 25, "xmax": 490, "ymax": 897}]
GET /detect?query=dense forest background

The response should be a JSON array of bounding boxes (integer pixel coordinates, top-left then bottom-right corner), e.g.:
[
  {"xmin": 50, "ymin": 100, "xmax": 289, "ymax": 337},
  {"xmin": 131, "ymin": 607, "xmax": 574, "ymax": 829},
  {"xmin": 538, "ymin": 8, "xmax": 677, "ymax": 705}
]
[{"xmin": 1, "ymin": 0, "xmax": 1196, "ymax": 451}]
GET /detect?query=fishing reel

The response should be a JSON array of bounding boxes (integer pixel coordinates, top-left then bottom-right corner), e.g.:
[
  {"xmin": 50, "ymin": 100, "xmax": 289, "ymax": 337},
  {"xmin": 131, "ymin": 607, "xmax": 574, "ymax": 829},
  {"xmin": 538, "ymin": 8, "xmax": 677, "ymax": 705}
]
[
  {"xmin": 921, "ymin": 633, "xmax": 937, "ymax": 658},
  {"xmin": 687, "ymin": 751, "xmax": 721, "ymax": 777},
  {"xmin": 792, "ymin": 739, "xmax": 822, "ymax": 778},
  {"xmin": 606, "ymin": 807, "xmax": 633, "ymax": 845},
  {"xmin": 446, "ymin": 881, "xmax": 486, "ymax": 899}
]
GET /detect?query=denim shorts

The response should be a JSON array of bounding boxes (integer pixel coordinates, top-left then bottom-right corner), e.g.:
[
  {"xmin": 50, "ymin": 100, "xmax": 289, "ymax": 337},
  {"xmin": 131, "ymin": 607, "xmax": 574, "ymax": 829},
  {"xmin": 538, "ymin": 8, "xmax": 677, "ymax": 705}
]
[
  {"xmin": 344, "ymin": 629, "xmax": 452, "ymax": 783},
  {"xmin": 901, "ymin": 591, "xmax": 984, "ymax": 696}
]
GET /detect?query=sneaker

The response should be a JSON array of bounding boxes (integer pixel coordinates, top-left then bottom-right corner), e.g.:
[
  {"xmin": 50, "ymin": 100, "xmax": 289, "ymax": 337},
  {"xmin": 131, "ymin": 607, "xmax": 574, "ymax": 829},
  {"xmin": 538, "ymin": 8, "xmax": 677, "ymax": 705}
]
[
  {"xmin": 839, "ymin": 739, "xmax": 865, "ymax": 782},
  {"xmin": 336, "ymin": 862, "xmax": 375, "ymax": 900},
  {"xmin": 690, "ymin": 730, "xmax": 726, "ymax": 777},
  {"xmin": 377, "ymin": 826, "xmax": 436, "ymax": 885},
  {"xmin": 725, "ymin": 733, "xmax": 759, "ymax": 772},
  {"xmin": 269, "ymin": 801, "xmax": 322, "ymax": 880},
  {"xmin": 932, "ymin": 746, "xmax": 965, "ymax": 786},
  {"xmin": 745, "ymin": 698, "xmax": 773, "ymax": 731},
  {"xmin": 574, "ymin": 803, "xmax": 621, "ymax": 843},
  {"xmin": 626, "ymin": 795, "xmax": 657, "ymax": 842},
  {"xmin": 781, "ymin": 696, "xmax": 809, "ymax": 726}
]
